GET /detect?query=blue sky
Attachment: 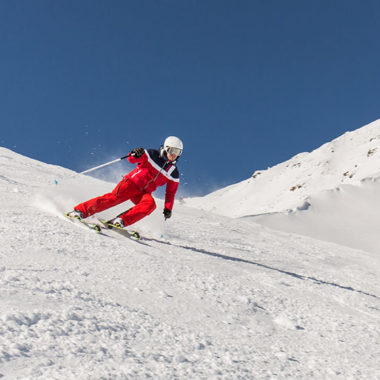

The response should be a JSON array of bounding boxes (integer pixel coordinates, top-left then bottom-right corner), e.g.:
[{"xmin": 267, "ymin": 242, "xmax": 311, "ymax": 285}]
[{"xmin": 1, "ymin": 0, "xmax": 380, "ymax": 196}]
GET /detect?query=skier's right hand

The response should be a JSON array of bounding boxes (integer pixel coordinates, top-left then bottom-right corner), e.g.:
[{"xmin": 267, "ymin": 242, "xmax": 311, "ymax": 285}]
[
  {"xmin": 130, "ymin": 148, "xmax": 145, "ymax": 158},
  {"xmin": 163, "ymin": 208, "xmax": 172, "ymax": 220}
]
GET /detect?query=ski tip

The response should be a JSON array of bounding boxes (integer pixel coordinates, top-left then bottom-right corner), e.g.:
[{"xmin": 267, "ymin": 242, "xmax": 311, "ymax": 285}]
[
  {"xmin": 130, "ymin": 231, "xmax": 141, "ymax": 240},
  {"xmin": 134, "ymin": 231, "xmax": 140, "ymax": 239},
  {"xmin": 93, "ymin": 225, "xmax": 102, "ymax": 233}
]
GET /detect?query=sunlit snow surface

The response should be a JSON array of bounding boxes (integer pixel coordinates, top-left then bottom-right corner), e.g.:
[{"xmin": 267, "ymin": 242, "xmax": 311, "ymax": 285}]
[
  {"xmin": 1, "ymin": 147, "xmax": 380, "ymax": 379},
  {"xmin": 188, "ymin": 119, "xmax": 380, "ymax": 217}
]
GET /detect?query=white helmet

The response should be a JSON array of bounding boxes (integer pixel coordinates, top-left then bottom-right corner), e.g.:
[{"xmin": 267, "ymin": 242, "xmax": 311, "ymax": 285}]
[{"xmin": 163, "ymin": 136, "xmax": 183, "ymax": 157}]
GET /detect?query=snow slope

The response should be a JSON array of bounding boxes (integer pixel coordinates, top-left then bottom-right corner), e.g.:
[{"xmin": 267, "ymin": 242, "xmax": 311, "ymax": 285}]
[
  {"xmin": 249, "ymin": 178, "xmax": 380, "ymax": 256},
  {"xmin": 187, "ymin": 119, "xmax": 380, "ymax": 217},
  {"xmin": 1, "ymin": 147, "xmax": 380, "ymax": 379}
]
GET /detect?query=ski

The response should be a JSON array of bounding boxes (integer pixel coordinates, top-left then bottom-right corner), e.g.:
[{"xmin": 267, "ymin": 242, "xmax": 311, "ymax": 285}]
[
  {"xmin": 63, "ymin": 214, "xmax": 144, "ymax": 243},
  {"xmin": 64, "ymin": 213, "xmax": 103, "ymax": 234},
  {"xmin": 98, "ymin": 219, "xmax": 141, "ymax": 241}
]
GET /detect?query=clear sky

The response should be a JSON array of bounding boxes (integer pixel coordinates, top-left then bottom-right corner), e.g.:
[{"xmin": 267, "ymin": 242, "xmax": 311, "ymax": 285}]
[{"xmin": 1, "ymin": 0, "xmax": 380, "ymax": 196}]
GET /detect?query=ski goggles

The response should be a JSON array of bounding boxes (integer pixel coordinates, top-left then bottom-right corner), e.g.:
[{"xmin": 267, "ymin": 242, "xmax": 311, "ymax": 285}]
[{"xmin": 166, "ymin": 146, "xmax": 182, "ymax": 156}]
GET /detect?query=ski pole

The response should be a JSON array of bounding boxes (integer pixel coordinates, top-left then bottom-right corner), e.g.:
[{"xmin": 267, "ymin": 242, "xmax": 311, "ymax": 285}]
[
  {"xmin": 80, "ymin": 155, "xmax": 129, "ymax": 175},
  {"xmin": 54, "ymin": 155, "xmax": 129, "ymax": 185}
]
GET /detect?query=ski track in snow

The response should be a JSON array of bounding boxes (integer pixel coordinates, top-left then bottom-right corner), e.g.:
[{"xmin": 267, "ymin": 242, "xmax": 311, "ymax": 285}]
[{"xmin": 1, "ymin": 147, "xmax": 380, "ymax": 379}]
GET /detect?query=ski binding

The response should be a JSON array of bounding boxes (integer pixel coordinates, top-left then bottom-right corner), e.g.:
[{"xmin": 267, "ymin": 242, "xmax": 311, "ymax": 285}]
[
  {"xmin": 98, "ymin": 219, "xmax": 141, "ymax": 240},
  {"xmin": 64, "ymin": 213, "xmax": 103, "ymax": 233}
]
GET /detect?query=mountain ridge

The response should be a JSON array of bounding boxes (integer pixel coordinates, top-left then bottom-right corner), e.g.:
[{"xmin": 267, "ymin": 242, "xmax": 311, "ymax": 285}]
[{"xmin": 187, "ymin": 119, "xmax": 380, "ymax": 217}]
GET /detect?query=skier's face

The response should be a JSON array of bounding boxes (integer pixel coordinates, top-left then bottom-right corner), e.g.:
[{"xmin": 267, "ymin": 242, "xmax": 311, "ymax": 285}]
[{"xmin": 167, "ymin": 152, "xmax": 178, "ymax": 161}]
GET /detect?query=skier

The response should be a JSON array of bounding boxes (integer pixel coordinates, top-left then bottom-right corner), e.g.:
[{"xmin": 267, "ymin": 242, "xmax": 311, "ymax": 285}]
[{"xmin": 67, "ymin": 136, "xmax": 183, "ymax": 228}]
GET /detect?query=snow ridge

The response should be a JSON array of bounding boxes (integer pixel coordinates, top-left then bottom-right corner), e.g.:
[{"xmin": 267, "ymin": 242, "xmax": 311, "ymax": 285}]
[{"xmin": 187, "ymin": 119, "xmax": 380, "ymax": 217}]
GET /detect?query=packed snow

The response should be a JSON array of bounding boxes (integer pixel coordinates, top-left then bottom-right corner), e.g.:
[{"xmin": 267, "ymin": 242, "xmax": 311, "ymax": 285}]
[{"xmin": 1, "ymin": 143, "xmax": 380, "ymax": 379}]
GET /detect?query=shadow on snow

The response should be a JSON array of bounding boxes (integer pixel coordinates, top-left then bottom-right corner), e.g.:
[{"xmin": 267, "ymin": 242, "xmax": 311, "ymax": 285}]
[{"xmin": 147, "ymin": 238, "xmax": 380, "ymax": 300}]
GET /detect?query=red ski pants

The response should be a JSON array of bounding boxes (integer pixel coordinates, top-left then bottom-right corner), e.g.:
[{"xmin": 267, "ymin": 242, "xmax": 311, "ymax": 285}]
[{"xmin": 74, "ymin": 178, "xmax": 156, "ymax": 226}]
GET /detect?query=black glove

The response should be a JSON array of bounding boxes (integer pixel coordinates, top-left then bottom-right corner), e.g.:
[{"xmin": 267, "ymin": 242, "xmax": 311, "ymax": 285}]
[
  {"xmin": 130, "ymin": 148, "xmax": 145, "ymax": 158},
  {"xmin": 163, "ymin": 208, "xmax": 172, "ymax": 220}
]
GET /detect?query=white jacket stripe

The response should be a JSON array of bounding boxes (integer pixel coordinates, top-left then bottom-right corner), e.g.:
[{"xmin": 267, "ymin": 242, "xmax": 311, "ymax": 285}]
[{"xmin": 145, "ymin": 150, "xmax": 180, "ymax": 183}]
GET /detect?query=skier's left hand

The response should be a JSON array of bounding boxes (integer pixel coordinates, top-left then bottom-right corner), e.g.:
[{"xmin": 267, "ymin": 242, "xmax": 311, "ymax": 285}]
[{"xmin": 163, "ymin": 208, "xmax": 172, "ymax": 220}]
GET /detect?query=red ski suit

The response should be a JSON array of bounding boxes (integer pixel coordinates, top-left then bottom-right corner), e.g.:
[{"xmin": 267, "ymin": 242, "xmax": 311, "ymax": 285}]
[{"xmin": 74, "ymin": 149, "xmax": 180, "ymax": 226}]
